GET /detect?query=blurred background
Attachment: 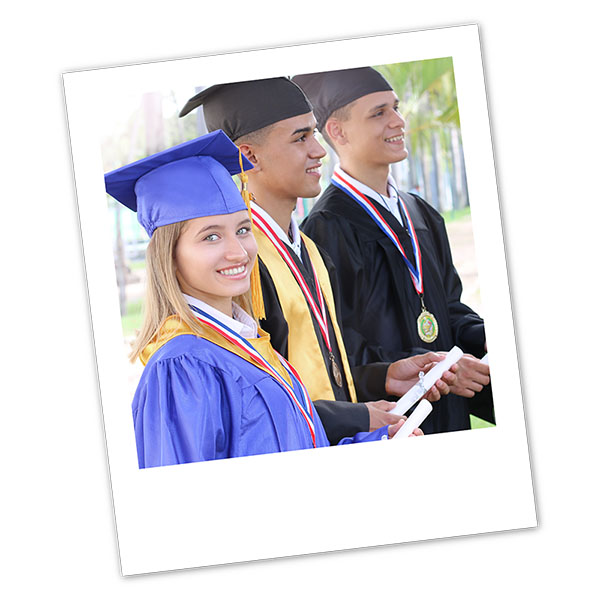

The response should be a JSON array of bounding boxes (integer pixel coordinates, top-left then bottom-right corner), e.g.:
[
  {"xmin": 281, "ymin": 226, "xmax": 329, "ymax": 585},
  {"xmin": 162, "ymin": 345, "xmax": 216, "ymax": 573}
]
[{"xmin": 101, "ymin": 57, "xmax": 483, "ymax": 387}]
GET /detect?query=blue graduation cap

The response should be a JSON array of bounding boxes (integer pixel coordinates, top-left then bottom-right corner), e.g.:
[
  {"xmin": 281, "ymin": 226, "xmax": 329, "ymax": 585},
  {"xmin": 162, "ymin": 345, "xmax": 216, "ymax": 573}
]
[{"xmin": 105, "ymin": 130, "xmax": 253, "ymax": 237}]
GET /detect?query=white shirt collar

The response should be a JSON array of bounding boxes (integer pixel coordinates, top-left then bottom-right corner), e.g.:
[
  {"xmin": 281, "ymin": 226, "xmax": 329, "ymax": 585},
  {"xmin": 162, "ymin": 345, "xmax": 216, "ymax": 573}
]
[
  {"xmin": 251, "ymin": 200, "xmax": 303, "ymax": 261},
  {"xmin": 183, "ymin": 293, "xmax": 258, "ymax": 339},
  {"xmin": 335, "ymin": 165, "xmax": 403, "ymax": 225}
]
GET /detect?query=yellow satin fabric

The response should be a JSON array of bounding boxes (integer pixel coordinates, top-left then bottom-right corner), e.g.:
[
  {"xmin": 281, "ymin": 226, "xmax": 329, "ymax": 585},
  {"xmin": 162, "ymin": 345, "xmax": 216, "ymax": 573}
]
[
  {"xmin": 139, "ymin": 315, "xmax": 292, "ymax": 385},
  {"xmin": 255, "ymin": 227, "xmax": 357, "ymax": 403}
]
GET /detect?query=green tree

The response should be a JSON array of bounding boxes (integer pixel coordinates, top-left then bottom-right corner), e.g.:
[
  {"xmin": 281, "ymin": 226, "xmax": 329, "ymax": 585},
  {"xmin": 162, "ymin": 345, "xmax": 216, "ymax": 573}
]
[{"xmin": 376, "ymin": 58, "xmax": 467, "ymax": 212}]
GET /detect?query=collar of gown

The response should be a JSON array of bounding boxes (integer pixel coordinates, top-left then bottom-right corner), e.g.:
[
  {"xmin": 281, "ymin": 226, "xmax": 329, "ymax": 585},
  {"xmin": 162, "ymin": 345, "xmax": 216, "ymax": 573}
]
[
  {"xmin": 250, "ymin": 200, "xmax": 303, "ymax": 261},
  {"xmin": 183, "ymin": 293, "xmax": 258, "ymax": 339},
  {"xmin": 334, "ymin": 165, "xmax": 403, "ymax": 225}
]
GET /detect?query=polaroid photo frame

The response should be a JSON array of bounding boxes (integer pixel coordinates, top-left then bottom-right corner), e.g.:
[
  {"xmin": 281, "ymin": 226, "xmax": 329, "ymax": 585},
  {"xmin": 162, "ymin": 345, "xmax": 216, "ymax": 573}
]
[{"xmin": 63, "ymin": 24, "xmax": 536, "ymax": 576}]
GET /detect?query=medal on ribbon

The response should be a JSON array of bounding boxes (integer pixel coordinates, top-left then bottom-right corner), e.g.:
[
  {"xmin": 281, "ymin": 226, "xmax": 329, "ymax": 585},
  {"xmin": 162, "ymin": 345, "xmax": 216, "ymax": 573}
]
[
  {"xmin": 331, "ymin": 170, "xmax": 438, "ymax": 343},
  {"xmin": 417, "ymin": 295, "xmax": 439, "ymax": 343},
  {"xmin": 252, "ymin": 207, "xmax": 344, "ymax": 386}
]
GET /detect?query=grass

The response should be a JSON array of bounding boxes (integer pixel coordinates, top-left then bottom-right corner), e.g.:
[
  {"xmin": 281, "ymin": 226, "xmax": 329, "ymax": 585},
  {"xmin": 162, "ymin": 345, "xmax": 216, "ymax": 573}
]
[{"xmin": 470, "ymin": 415, "xmax": 495, "ymax": 429}]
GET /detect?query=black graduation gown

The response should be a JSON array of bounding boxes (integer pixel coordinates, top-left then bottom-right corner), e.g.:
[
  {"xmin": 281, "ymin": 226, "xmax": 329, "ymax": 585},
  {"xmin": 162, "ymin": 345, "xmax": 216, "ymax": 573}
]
[
  {"xmin": 301, "ymin": 184, "xmax": 494, "ymax": 433},
  {"xmin": 258, "ymin": 239, "xmax": 389, "ymax": 444}
]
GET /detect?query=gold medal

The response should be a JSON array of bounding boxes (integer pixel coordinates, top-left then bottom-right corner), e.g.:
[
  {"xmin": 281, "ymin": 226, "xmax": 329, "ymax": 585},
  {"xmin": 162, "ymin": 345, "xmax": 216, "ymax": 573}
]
[
  {"xmin": 417, "ymin": 309, "xmax": 438, "ymax": 343},
  {"xmin": 329, "ymin": 352, "xmax": 343, "ymax": 387}
]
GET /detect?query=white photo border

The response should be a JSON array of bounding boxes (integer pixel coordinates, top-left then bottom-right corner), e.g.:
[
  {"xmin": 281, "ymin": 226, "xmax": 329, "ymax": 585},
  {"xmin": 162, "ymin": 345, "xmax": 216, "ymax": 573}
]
[{"xmin": 63, "ymin": 24, "xmax": 536, "ymax": 576}]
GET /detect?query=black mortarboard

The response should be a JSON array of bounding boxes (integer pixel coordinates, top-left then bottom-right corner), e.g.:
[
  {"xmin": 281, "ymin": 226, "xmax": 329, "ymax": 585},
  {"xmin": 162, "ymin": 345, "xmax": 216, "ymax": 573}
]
[
  {"xmin": 292, "ymin": 67, "xmax": 393, "ymax": 131},
  {"xmin": 178, "ymin": 77, "xmax": 312, "ymax": 141}
]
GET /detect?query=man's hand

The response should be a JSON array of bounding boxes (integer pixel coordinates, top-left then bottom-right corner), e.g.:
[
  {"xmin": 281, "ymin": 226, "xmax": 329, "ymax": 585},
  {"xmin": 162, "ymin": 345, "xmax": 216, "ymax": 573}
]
[
  {"xmin": 365, "ymin": 400, "xmax": 403, "ymax": 431},
  {"xmin": 384, "ymin": 352, "xmax": 457, "ymax": 400},
  {"xmin": 448, "ymin": 354, "xmax": 490, "ymax": 398},
  {"xmin": 388, "ymin": 418, "xmax": 424, "ymax": 438},
  {"xmin": 365, "ymin": 400, "xmax": 425, "ymax": 437}
]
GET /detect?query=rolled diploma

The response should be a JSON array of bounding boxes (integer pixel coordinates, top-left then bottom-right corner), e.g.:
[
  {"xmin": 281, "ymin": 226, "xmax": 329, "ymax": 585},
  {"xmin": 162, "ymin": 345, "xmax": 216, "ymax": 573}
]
[
  {"xmin": 392, "ymin": 399, "xmax": 433, "ymax": 439},
  {"xmin": 390, "ymin": 346, "xmax": 464, "ymax": 416},
  {"xmin": 481, "ymin": 353, "xmax": 489, "ymax": 365}
]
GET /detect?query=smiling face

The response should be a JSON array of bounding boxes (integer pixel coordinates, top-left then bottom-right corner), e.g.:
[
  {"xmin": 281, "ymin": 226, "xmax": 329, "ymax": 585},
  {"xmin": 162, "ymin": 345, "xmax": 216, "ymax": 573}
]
[
  {"xmin": 174, "ymin": 210, "xmax": 258, "ymax": 315},
  {"xmin": 251, "ymin": 112, "xmax": 327, "ymax": 201},
  {"xmin": 336, "ymin": 90, "xmax": 408, "ymax": 168}
]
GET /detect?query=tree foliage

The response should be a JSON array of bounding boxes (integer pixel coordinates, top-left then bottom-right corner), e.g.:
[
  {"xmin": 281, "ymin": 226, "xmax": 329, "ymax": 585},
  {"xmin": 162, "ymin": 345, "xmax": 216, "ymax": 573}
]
[{"xmin": 376, "ymin": 58, "xmax": 467, "ymax": 211}]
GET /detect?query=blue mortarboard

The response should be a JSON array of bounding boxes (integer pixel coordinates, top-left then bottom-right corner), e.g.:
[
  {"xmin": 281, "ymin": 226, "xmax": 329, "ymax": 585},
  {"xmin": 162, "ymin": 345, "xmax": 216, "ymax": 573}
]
[{"xmin": 104, "ymin": 130, "xmax": 253, "ymax": 237}]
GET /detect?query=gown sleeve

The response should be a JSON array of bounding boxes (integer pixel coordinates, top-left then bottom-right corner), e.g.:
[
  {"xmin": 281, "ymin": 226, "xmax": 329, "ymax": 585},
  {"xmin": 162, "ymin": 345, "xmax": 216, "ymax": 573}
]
[
  {"xmin": 337, "ymin": 425, "xmax": 390, "ymax": 444},
  {"xmin": 133, "ymin": 354, "xmax": 234, "ymax": 468},
  {"xmin": 317, "ymin": 242, "xmax": 394, "ymax": 400},
  {"xmin": 416, "ymin": 195, "xmax": 486, "ymax": 357}
]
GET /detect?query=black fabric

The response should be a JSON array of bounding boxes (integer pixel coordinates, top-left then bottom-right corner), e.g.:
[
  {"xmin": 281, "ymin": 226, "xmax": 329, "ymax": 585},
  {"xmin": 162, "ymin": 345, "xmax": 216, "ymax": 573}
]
[
  {"xmin": 392, "ymin": 206, "xmax": 417, "ymax": 270},
  {"xmin": 292, "ymin": 67, "xmax": 392, "ymax": 131},
  {"xmin": 313, "ymin": 400, "xmax": 369, "ymax": 445},
  {"xmin": 179, "ymin": 78, "xmax": 312, "ymax": 141},
  {"xmin": 351, "ymin": 363, "xmax": 393, "ymax": 402},
  {"xmin": 258, "ymin": 241, "xmax": 390, "ymax": 403},
  {"xmin": 301, "ymin": 184, "xmax": 494, "ymax": 433}
]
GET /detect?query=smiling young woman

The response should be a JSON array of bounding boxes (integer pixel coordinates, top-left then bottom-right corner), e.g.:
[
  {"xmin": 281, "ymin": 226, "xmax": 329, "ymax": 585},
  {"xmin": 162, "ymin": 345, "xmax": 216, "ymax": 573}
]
[{"xmin": 105, "ymin": 130, "xmax": 405, "ymax": 468}]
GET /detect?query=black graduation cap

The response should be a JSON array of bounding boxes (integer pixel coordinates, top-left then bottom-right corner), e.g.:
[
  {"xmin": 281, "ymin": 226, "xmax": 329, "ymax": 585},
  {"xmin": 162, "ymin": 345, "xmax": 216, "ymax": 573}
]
[
  {"xmin": 292, "ymin": 67, "xmax": 393, "ymax": 131},
  {"xmin": 178, "ymin": 77, "xmax": 312, "ymax": 141}
]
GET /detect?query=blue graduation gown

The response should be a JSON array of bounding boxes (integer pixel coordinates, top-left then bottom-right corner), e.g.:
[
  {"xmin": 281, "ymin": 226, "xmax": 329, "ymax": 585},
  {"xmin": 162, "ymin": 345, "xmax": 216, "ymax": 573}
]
[{"xmin": 133, "ymin": 333, "xmax": 387, "ymax": 467}]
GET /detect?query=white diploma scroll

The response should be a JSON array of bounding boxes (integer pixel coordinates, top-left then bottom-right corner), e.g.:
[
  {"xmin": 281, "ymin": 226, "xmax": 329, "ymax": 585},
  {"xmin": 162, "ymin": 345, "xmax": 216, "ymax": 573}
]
[
  {"xmin": 390, "ymin": 346, "xmax": 464, "ymax": 416},
  {"xmin": 392, "ymin": 399, "xmax": 433, "ymax": 439},
  {"xmin": 481, "ymin": 354, "xmax": 489, "ymax": 365}
]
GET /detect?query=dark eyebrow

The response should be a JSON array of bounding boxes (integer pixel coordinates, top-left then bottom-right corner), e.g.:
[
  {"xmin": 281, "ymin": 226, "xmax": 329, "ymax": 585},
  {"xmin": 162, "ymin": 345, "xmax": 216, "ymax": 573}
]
[
  {"xmin": 290, "ymin": 126, "xmax": 312, "ymax": 137},
  {"xmin": 369, "ymin": 102, "xmax": 389, "ymax": 113}
]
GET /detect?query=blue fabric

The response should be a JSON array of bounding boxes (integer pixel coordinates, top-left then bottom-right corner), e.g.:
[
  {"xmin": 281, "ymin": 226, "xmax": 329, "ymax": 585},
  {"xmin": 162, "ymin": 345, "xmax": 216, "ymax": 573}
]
[
  {"xmin": 338, "ymin": 427, "xmax": 389, "ymax": 445},
  {"xmin": 133, "ymin": 334, "xmax": 387, "ymax": 467},
  {"xmin": 104, "ymin": 130, "xmax": 253, "ymax": 236}
]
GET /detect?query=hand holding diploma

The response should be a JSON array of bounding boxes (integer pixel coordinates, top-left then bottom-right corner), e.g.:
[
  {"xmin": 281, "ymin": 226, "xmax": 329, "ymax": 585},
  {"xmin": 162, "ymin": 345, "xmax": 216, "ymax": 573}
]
[
  {"xmin": 384, "ymin": 351, "xmax": 458, "ymax": 399},
  {"xmin": 448, "ymin": 352, "xmax": 490, "ymax": 398},
  {"xmin": 388, "ymin": 413, "xmax": 426, "ymax": 438},
  {"xmin": 390, "ymin": 400, "xmax": 433, "ymax": 440},
  {"xmin": 364, "ymin": 399, "xmax": 408, "ymax": 432},
  {"xmin": 390, "ymin": 346, "xmax": 464, "ymax": 417}
]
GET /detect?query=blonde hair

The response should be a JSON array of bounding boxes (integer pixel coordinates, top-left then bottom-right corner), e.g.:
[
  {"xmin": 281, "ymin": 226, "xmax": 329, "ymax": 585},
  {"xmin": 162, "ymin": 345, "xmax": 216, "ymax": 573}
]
[{"xmin": 129, "ymin": 221, "xmax": 254, "ymax": 362}]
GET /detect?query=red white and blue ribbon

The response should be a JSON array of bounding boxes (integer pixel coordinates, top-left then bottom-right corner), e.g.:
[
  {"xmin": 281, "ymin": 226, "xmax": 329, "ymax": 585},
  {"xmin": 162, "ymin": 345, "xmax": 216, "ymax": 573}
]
[
  {"xmin": 189, "ymin": 303, "xmax": 316, "ymax": 447},
  {"xmin": 331, "ymin": 170, "xmax": 424, "ymax": 295},
  {"xmin": 251, "ymin": 208, "xmax": 333, "ymax": 354}
]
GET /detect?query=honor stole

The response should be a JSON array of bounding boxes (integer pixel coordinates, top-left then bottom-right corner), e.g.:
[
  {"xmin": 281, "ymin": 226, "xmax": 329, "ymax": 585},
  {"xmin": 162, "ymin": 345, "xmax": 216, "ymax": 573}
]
[
  {"xmin": 141, "ymin": 316, "xmax": 291, "ymax": 382},
  {"xmin": 140, "ymin": 314, "xmax": 317, "ymax": 446},
  {"xmin": 254, "ymin": 226, "xmax": 358, "ymax": 404}
]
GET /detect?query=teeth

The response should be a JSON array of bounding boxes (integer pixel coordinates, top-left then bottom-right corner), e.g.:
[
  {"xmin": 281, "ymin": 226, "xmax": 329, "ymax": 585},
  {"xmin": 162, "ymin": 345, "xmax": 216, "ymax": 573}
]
[
  {"xmin": 385, "ymin": 135, "xmax": 404, "ymax": 142},
  {"xmin": 306, "ymin": 167, "xmax": 320, "ymax": 173},
  {"xmin": 219, "ymin": 266, "xmax": 246, "ymax": 276}
]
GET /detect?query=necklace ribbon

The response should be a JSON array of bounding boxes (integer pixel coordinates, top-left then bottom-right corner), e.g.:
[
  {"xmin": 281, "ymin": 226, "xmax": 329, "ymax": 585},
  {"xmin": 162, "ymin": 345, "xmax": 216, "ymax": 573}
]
[
  {"xmin": 251, "ymin": 209, "xmax": 335, "ymax": 357},
  {"xmin": 189, "ymin": 304, "xmax": 316, "ymax": 447},
  {"xmin": 331, "ymin": 171, "xmax": 439, "ymax": 343},
  {"xmin": 331, "ymin": 171, "xmax": 423, "ymax": 295}
]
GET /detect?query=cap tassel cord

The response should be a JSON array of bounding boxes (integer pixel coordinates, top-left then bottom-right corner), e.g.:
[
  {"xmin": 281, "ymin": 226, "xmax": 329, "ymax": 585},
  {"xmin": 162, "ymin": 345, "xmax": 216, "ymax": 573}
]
[{"xmin": 238, "ymin": 149, "xmax": 266, "ymax": 320}]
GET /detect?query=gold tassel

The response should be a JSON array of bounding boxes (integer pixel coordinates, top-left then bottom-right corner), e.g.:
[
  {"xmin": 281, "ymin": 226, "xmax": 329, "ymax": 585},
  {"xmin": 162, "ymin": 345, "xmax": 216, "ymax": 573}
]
[{"xmin": 238, "ymin": 148, "xmax": 265, "ymax": 320}]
